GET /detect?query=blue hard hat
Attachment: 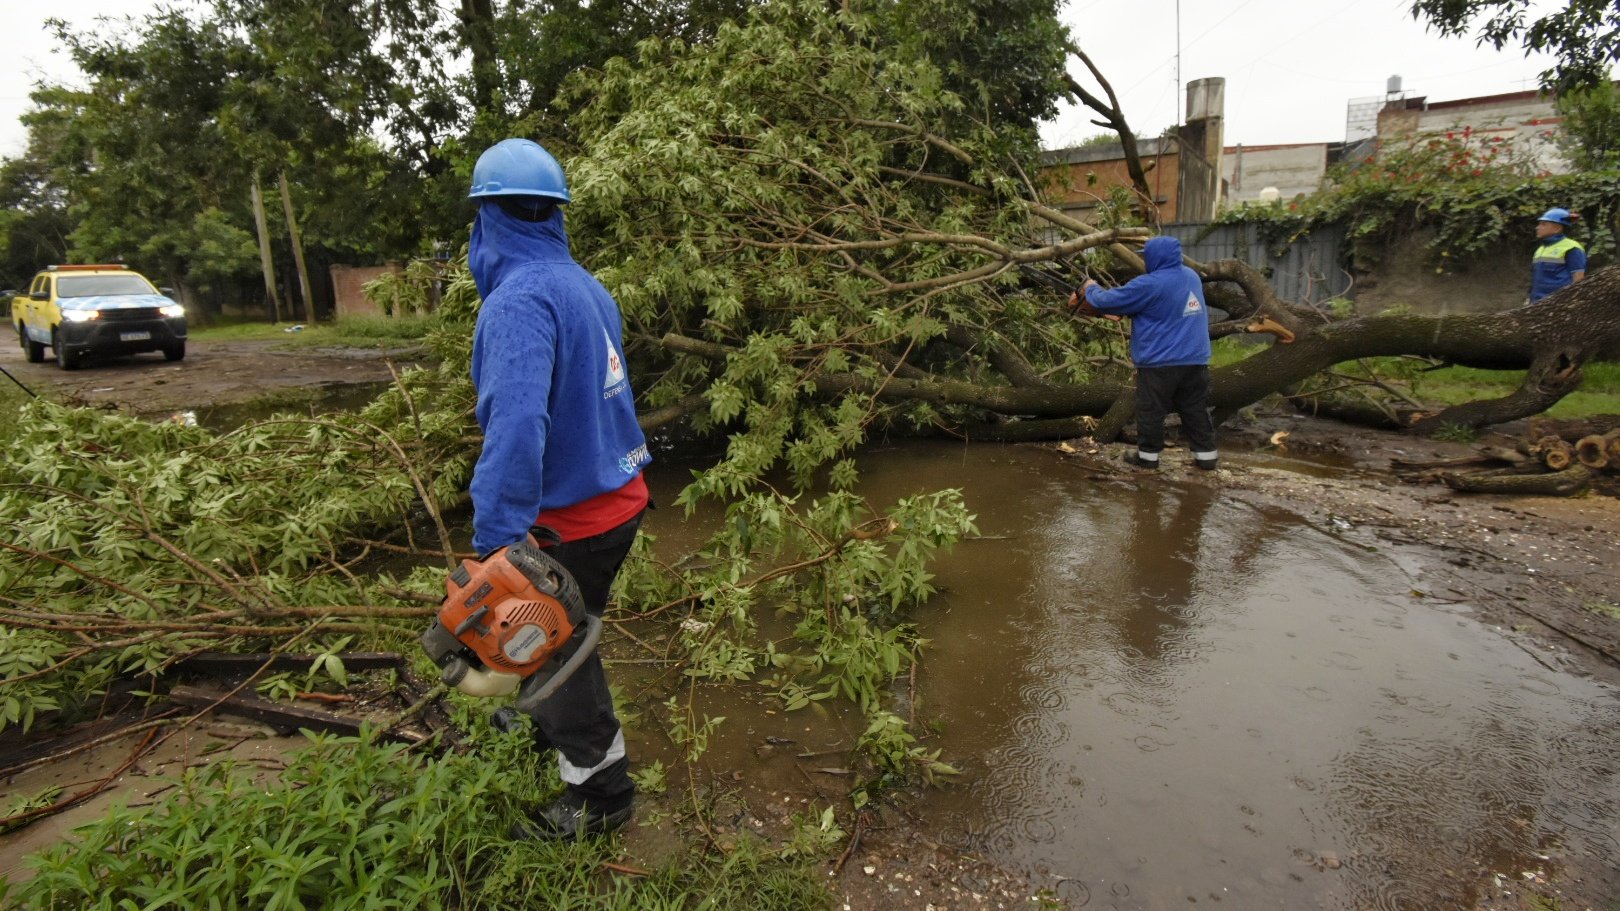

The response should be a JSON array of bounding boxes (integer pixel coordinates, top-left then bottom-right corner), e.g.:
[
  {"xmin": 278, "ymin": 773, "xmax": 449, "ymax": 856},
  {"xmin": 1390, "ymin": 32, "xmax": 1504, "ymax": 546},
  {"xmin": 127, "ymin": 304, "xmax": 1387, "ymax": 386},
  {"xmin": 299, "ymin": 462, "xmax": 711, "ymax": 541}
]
[
  {"xmin": 469, "ymin": 138, "xmax": 570, "ymax": 203},
  {"xmin": 1538, "ymin": 207, "xmax": 1574, "ymax": 226}
]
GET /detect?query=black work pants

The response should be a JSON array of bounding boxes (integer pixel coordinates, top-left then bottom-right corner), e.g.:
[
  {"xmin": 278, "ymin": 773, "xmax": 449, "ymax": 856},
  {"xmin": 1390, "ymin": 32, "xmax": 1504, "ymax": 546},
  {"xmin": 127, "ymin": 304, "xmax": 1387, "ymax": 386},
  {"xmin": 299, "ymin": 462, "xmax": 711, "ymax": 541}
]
[
  {"xmin": 525, "ymin": 511, "xmax": 643, "ymax": 807},
  {"xmin": 1134, "ymin": 364, "xmax": 1217, "ymax": 459}
]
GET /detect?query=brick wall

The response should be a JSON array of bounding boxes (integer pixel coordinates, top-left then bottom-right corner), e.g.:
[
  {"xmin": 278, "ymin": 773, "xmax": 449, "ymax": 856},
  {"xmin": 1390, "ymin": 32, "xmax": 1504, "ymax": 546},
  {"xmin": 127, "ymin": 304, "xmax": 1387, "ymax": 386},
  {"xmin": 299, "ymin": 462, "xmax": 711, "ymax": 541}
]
[{"xmin": 328, "ymin": 263, "xmax": 402, "ymax": 318}]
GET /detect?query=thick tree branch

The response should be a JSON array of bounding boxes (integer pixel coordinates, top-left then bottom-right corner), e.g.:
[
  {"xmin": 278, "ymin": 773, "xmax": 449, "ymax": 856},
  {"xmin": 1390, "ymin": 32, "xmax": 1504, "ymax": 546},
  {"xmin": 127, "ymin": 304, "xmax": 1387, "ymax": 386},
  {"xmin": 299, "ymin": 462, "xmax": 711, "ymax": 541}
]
[
  {"xmin": 1064, "ymin": 48, "xmax": 1153, "ymax": 207},
  {"xmin": 943, "ymin": 325, "xmax": 1052, "ymax": 388}
]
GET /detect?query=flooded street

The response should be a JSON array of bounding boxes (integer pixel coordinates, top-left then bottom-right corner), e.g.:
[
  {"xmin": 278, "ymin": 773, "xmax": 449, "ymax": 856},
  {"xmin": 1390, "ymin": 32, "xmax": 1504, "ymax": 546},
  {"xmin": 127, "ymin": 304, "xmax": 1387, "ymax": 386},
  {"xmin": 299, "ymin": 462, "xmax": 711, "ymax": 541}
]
[{"xmin": 643, "ymin": 440, "xmax": 1620, "ymax": 909}]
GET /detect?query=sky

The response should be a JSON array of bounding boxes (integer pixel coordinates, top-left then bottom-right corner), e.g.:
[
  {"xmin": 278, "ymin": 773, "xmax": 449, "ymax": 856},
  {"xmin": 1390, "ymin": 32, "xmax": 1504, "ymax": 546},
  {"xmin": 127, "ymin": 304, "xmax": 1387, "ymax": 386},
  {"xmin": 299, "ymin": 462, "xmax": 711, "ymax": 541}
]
[
  {"xmin": 1042, "ymin": 0, "xmax": 1573, "ymax": 149},
  {"xmin": 0, "ymin": 0, "xmax": 1592, "ymax": 159}
]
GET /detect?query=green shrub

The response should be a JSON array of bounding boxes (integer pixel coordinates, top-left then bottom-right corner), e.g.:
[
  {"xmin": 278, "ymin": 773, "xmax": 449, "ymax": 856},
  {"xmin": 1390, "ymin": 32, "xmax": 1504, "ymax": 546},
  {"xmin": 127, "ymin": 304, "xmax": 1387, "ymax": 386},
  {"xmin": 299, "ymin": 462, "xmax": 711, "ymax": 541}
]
[{"xmin": 9, "ymin": 732, "xmax": 831, "ymax": 910}]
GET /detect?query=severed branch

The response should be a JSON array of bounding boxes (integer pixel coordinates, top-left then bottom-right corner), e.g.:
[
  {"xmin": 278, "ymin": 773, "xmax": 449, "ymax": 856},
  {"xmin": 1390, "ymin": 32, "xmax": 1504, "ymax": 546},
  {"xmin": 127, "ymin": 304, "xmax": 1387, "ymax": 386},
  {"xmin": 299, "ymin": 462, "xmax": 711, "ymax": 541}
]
[{"xmin": 1064, "ymin": 47, "xmax": 1154, "ymax": 208}]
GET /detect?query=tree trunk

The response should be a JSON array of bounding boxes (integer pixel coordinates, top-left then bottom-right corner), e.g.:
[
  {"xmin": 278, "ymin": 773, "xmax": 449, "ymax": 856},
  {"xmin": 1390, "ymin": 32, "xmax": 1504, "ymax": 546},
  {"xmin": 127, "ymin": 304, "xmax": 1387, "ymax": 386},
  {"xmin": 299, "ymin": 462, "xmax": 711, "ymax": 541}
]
[
  {"xmin": 1212, "ymin": 268, "xmax": 1620, "ymax": 433},
  {"xmin": 1439, "ymin": 465, "xmax": 1591, "ymax": 496},
  {"xmin": 1390, "ymin": 447, "xmax": 1528, "ymax": 471},
  {"xmin": 1287, "ymin": 388, "xmax": 1406, "ymax": 429},
  {"xmin": 458, "ymin": 0, "xmax": 499, "ymax": 111},
  {"xmin": 657, "ymin": 270, "xmax": 1620, "ymax": 444},
  {"xmin": 250, "ymin": 172, "xmax": 282, "ymax": 324},
  {"xmin": 278, "ymin": 172, "xmax": 313, "ymax": 323}
]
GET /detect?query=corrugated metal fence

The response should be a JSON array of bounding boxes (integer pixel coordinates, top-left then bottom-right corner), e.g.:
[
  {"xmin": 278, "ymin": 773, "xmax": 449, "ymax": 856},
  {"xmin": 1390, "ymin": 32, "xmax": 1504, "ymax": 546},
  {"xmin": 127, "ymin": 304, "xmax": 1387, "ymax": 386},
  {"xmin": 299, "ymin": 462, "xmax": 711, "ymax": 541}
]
[{"xmin": 1161, "ymin": 222, "xmax": 1352, "ymax": 304}]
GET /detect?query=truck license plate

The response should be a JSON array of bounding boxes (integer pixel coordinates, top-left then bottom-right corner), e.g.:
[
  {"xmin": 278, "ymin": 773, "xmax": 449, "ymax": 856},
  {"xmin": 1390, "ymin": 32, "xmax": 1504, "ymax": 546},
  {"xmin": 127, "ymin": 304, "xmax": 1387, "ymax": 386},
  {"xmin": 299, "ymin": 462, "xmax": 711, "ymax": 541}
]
[{"xmin": 120, "ymin": 331, "xmax": 151, "ymax": 342}]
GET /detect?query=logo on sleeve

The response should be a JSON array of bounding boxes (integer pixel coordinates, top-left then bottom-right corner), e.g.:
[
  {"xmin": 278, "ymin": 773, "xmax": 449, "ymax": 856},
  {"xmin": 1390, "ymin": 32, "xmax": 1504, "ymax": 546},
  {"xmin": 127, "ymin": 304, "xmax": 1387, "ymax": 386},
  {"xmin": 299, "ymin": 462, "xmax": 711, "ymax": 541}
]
[
  {"xmin": 603, "ymin": 328, "xmax": 626, "ymax": 389},
  {"xmin": 1183, "ymin": 293, "xmax": 1203, "ymax": 317}
]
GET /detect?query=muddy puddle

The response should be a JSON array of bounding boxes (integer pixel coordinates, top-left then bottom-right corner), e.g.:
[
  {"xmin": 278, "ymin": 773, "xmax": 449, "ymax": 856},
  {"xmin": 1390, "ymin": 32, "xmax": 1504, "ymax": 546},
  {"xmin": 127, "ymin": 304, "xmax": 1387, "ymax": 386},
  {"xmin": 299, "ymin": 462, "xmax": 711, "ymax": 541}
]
[
  {"xmin": 182, "ymin": 380, "xmax": 392, "ymax": 431},
  {"xmin": 637, "ymin": 441, "xmax": 1620, "ymax": 909}
]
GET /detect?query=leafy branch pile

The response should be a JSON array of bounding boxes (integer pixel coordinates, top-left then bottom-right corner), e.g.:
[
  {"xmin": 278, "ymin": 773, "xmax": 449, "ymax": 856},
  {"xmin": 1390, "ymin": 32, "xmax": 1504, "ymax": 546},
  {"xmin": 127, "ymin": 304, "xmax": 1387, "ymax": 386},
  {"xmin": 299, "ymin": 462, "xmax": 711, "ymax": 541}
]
[
  {"xmin": 0, "ymin": 303, "xmax": 481, "ymax": 730},
  {"xmin": 8, "ymin": 732, "xmax": 833, "ymax": 910}
]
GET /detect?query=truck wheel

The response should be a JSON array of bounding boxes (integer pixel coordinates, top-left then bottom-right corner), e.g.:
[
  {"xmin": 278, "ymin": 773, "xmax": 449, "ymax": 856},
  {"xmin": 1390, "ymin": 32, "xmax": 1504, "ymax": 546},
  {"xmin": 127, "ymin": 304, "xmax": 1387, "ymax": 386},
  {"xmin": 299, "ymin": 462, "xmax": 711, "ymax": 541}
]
[
  {"xmin": 18, "ymin": 322, "xmax": 45, "ymax": 363},
  {"xmin": 164, "ymin": 341, "xmax": 185, "ymax": 362},
  {"xmin": 53, "ymin": 330, "xmax": 79, "ymax": 370}
]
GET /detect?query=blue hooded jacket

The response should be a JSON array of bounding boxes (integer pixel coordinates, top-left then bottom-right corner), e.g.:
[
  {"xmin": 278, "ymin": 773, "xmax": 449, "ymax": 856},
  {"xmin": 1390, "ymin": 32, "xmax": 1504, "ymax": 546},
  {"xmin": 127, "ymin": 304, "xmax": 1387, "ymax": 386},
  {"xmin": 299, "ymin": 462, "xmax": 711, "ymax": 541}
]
[
  {"xmin": 467, "ymin": 203, "xmax": 651, "ymax": 555},
  {"xmin": 1086, "ymin": 236, "xmax": 1212, "ymax": 368}
]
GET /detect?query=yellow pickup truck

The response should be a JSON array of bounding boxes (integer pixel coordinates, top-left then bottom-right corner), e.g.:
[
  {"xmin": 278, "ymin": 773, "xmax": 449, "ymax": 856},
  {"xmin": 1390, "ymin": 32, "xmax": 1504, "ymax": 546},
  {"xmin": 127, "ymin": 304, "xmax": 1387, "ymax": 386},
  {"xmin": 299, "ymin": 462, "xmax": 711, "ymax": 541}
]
[{"xmin": 9, "ymin": 264, "xmax": 187, "ymax": 370}]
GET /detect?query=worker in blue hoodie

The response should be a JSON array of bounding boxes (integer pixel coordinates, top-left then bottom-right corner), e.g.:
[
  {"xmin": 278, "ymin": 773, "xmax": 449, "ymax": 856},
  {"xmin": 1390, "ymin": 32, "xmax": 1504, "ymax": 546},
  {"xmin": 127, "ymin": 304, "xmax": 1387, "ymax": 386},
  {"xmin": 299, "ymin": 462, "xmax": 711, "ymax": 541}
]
[
  {"xmin": 465, "ymin": 138, "xmax": 651, "ymax": 839},
  {"xmin": 1070, "ymin": 235, "xmax": 1218, "ymax": 471}
]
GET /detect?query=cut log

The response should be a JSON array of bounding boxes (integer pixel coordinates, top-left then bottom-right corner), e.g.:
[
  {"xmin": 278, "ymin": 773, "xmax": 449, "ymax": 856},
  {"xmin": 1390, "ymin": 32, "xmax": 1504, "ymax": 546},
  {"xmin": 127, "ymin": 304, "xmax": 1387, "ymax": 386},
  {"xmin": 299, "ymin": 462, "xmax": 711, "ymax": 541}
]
[
  {"xmin": 1530, "ymin": 434, "xmax": 1574, "ymax": 470},
  {"xmin": 1605, "ymin": 430, "xmax": 1620, "ymax": 468},
  {"xmin": 1439, "ymin": 464, "xmax": 1591, "ymax": 496},
  {"xmin": 1526, "ymin": 416, "xmax": 1620, "ymax": 443},
  {"xmin": 1575, "ymin": 434, "xmax": 1611, "ymax": 470}
]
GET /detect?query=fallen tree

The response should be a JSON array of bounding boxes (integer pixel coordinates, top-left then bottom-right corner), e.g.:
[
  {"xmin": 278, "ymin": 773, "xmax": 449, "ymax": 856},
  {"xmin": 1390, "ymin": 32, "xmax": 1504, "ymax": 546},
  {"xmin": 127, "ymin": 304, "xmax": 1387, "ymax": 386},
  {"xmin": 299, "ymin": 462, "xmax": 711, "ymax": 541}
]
[
  {"xmin": 547, "ymin": 2, "xmax": 1620, "ymax": 456},
  {"xmin": 1207, "ymin": 269, "xmax": 1620, "ymax": 435}
]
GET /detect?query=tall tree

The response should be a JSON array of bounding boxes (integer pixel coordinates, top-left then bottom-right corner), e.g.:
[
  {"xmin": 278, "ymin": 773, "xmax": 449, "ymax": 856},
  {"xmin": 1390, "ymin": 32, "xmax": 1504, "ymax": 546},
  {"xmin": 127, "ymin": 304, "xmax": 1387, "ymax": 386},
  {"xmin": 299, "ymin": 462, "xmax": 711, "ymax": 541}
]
[
  {"xmin": 867, "ymin": 0, "xmax": 1073, "ymax": 130},
  {"xmin": 555, "ymin": 0, "xmax": 1620, "ymax": 465},
  {"xmin": 0, "ymin": 135, "xmax": 72, "ymax": 292},
  {"xmin": 39, "ymin": 13, "xmax": 259, "ymax": 300},
  {"xmin": 1412, "ymin": 0, "xmax": 1620, "ymax": 92},
  {"xmin": 1556, "ymin": 79, "xmax": 1620, "ymax": 170}
]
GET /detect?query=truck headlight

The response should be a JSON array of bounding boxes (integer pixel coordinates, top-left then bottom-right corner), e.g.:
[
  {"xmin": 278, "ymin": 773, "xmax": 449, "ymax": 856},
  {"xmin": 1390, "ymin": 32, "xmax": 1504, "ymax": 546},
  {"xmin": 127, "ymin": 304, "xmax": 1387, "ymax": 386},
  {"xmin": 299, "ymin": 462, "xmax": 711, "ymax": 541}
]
[
  {"xmin": 160, "ymin": 304, "xmax": 185, "ymax": 318},
  {"xmin": 62, "ymin": 310, "xmax": 100, "ymax": 322}
]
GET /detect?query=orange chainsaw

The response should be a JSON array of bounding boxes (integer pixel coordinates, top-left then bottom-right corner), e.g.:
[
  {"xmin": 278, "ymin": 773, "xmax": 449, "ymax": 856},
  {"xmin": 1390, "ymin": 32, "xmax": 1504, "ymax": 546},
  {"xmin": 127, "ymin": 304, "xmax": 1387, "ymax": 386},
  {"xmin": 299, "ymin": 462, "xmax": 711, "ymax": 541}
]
[{"xmin": 418, "ymin": 539, "xmax": 599, "ymax": 712}]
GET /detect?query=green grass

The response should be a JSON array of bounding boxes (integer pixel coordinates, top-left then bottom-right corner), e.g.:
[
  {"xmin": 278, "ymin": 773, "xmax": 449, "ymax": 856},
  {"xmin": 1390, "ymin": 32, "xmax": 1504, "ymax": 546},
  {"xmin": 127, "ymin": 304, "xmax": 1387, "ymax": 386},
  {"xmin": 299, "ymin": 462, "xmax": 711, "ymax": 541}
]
[
  {"xmin": 189, "ymin": 314, "xmax": 439, "ymax": 349},
  {"xmin": 1209, "ymin": 337, "xmax": 1620, "ymax": 418},
  {"xmin": 1586, "ymin": 601, "xmax": 1620, "ymax": 621},
  {"xmin": 0, "ymin": 375, "xmax": 33, "ymax": 411},
  {"xmin": 1210, "ymin": 336, "xmax": 1267, "ymax": 368},
  {"xmin": 1413, "ymin": 362, "xmax": 1620, "ymax": 418}
]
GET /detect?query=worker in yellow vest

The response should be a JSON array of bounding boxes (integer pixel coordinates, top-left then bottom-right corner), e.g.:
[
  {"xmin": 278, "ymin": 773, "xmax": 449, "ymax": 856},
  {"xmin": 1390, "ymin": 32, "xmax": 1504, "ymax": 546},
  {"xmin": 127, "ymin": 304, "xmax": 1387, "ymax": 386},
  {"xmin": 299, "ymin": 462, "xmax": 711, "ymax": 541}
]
[{"xmin": 1529, "ymin": 208, "xmax": 1586, "ymax": 303}]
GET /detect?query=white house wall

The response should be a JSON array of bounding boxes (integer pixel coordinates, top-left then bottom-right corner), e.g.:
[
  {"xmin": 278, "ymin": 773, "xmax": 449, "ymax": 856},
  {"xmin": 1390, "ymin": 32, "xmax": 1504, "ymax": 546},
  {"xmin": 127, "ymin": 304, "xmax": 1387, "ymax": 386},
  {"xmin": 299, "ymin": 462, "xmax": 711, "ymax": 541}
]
[{"xmin": 1222, "ymin": 144, "xmax": 1329, "ymax": 204}]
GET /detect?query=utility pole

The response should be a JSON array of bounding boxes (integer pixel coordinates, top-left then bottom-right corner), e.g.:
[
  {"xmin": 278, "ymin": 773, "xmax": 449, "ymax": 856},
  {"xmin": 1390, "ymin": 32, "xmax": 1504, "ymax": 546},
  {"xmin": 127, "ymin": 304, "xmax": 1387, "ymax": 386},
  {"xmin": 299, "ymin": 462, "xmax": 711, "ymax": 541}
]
[{"xmin": 1175, "ymin": 0, "xmax": 1182, "ymax": 120}]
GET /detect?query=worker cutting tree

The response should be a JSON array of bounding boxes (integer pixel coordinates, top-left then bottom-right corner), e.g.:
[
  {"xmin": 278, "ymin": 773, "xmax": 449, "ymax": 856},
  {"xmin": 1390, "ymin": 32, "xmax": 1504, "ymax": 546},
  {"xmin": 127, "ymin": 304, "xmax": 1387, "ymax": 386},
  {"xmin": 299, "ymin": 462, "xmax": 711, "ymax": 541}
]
[
  {"xmin": 421, "ymin": 138, "xmax": 652, "ymax": 840},
  {"xmin": 1068, "ymin": 235, "xmax": 1219, "ymax": 472}
]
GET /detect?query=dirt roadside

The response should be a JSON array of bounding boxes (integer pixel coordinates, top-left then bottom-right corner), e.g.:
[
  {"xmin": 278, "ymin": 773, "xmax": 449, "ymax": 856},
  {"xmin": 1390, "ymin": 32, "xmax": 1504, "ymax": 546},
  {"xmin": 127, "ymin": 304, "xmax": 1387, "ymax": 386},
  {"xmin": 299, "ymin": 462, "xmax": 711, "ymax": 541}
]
[{"xmin": 0, "ymin": 334, "xmax": 422, "ymax": 417}]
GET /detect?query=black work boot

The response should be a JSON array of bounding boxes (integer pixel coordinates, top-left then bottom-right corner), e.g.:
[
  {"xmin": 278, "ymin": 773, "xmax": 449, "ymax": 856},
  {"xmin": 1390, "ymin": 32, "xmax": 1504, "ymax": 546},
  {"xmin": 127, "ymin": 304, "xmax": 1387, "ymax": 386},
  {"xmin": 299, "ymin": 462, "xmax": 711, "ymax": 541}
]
[
  {"xmin": 510, "ymin": 790, "xmax": 634, "ymax": 841},
  {"xmin": 1193, "ymin": 457, "xmax": 1219, "ymax": 471},
  {"xmin": 1121, "ymin": 451, "xmax": 1160, "ymax": 470}
]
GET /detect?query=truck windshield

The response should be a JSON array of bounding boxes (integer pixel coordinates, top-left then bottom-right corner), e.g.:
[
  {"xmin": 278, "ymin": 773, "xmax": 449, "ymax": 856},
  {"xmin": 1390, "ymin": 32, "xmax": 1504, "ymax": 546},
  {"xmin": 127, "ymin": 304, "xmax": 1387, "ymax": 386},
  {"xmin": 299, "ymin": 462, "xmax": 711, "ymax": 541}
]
[{"xmin": 57, "ymin": 275, "xmax": 156, "ymax": 298}]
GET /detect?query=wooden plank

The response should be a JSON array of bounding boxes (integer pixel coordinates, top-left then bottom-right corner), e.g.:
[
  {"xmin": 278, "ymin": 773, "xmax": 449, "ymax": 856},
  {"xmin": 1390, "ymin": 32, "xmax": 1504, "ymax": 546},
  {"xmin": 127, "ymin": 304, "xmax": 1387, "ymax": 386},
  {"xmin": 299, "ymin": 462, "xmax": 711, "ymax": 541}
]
[{"xmin": 166, "ymin": 685, "xmax": 423, "ymax": 744}]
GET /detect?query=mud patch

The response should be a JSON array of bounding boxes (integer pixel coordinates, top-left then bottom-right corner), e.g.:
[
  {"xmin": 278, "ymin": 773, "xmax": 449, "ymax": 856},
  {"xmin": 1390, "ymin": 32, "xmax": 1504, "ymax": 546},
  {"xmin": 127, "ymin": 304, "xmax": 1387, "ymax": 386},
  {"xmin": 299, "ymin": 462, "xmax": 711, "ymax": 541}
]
[{"xmin": 0, "ymin": 336, "xmax": 421, "ymax": 417}]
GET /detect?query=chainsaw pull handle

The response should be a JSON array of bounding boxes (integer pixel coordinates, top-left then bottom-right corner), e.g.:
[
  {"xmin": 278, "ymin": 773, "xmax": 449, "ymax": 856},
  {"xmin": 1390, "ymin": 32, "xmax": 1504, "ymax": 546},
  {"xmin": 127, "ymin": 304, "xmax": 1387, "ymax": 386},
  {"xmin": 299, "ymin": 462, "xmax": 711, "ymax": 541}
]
[
  {"xmin": 452, "ymin": 605, "xmax": 489, "ymax": 637},
  {"xmin": 512, "ymin": 614, "xmax": 603, "ymax": 713}
]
